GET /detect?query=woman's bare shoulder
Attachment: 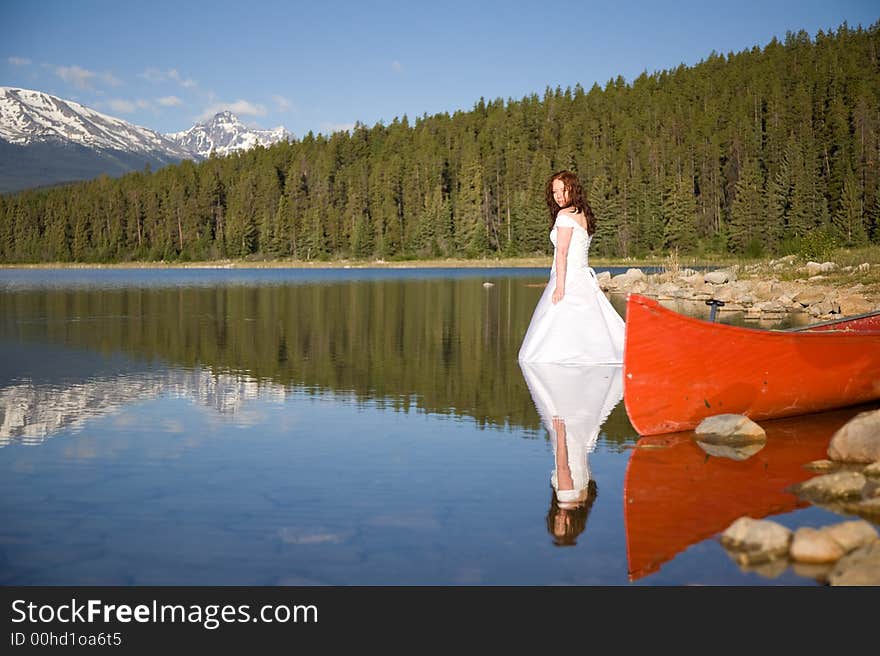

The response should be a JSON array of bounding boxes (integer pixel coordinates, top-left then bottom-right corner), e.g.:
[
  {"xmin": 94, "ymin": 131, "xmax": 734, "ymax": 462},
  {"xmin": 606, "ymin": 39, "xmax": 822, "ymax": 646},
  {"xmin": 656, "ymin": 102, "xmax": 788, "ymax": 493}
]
[{"xmin": 557, "ymin": 208, "xmax": 588, "ymax": 230}]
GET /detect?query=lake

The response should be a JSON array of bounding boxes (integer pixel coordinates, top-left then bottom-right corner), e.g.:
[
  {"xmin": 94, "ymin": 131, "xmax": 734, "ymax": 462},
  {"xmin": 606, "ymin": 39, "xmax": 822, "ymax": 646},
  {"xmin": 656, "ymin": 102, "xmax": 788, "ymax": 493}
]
[{"xmin": 0, "ymin": 267, "xmax": 871, "ymax": 585}]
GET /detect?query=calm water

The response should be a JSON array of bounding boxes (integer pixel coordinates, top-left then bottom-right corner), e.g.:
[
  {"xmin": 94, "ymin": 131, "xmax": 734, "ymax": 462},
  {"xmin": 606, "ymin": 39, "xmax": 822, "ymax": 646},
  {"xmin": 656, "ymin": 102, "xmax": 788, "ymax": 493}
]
[{"xmin": 0, "ymin": 267, "xmax": 871, "ymax": 585}]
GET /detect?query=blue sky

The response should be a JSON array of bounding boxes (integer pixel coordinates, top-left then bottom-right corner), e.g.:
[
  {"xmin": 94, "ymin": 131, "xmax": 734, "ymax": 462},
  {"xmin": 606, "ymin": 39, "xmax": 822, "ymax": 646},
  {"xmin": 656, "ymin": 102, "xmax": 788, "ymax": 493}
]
[{"xmin": 2, "ymin": 0, "xmax": 878, "ymax": 138}]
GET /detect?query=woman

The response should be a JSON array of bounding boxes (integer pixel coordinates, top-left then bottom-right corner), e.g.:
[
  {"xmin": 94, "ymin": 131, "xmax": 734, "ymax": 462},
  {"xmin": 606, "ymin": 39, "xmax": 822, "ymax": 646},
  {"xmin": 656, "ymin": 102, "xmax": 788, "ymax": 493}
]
[{"xmin": 517, "ymin": 170, "xmax": 624, "ymax": 364}]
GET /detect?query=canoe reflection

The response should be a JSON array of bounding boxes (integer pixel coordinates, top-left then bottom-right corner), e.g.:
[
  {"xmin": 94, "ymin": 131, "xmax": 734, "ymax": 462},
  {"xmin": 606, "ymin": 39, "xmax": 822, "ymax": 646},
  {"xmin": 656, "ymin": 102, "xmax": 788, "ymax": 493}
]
[
  {"xmin": 520, "ymin": 363, "xmax": 623, "ymax": 546},
  {"xmin": 623, "ymin": 404, "xmax": 877, "ymax": 581}
]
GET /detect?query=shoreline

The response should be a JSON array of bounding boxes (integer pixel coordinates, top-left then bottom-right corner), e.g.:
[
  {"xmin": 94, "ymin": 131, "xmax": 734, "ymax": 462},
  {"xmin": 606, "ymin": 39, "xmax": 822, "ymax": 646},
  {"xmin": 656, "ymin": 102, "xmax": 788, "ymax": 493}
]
[
  {"xmin": 0, "ymin": 254, "xmax": 727, "ymax": 271},
  {"xmin": 2, "ymin": 254, "xmax": 877, "ymax": 314}
]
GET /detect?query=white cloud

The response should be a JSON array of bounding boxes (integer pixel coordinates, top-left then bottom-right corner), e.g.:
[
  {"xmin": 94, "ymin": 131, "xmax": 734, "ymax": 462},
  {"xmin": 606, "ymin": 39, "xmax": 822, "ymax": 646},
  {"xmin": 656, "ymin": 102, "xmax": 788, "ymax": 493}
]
[
  {"xmin": 107, "ymin": 99, "xmax": 135, "ymax": 113},
  {"xmin": 157, "ymin": 95, "xmax": 182, "ymax": 106},
  {"xmin": 8, "ymin": 56, "xmax": 31, "ymax": 66},
  {"xmin": 56, "ymin": 65, "xmax": 96, "ymax": 89},
  {"xmin": 140, "ymin": 67, "xmax": 197, "ymax": 88},
  {"xmin": 391, "ymin": 60, "xmax": 403, "ymax": 73},
  {"xmin": 105, "ymin": 98, "xmax": 151, "ymax": 113},
  {"xmin": 55, "ymin": 65, "xmax": 120, "ymax": 90},
  {"xmin": 139, "ymin": 68, "xmax": 165, "ymax": 82},
  {"xmin": 272, "ymin": 94, "xmax": 292, "ymax": 111},
  {"xmin": 101, "ymin": 72, "xmax": 122, "ymax": 86},
  {"xmin": 198, "ymin": 100, "xmax": 267, "ymax": 120}
]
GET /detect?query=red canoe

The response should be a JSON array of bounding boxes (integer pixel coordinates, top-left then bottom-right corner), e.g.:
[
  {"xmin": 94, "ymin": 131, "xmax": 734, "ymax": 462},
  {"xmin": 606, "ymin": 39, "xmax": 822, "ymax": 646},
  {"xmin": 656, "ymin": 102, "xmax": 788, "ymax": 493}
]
[
  {"xmin": 624, "ymin": 405, "xmax": 868, "ymax": 581},
  {"xmin": 622, "ymin": 294, "xmax": 880, "ymax": 436}
]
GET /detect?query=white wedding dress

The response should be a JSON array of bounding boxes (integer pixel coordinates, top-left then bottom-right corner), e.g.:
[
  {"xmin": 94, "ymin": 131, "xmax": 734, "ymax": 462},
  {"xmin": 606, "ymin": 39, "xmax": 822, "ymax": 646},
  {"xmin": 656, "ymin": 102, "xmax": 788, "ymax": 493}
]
[{"xmin": 518, "ymin": 211, "xmax": 625, "ymax": 364}]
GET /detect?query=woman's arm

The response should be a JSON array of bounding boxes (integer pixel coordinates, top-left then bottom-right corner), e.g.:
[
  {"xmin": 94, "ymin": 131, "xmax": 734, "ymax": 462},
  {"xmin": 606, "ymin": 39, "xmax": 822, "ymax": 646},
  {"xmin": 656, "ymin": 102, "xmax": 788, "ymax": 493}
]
[
  {"xmin": 553, "ymin": 226, "xmax": 573, "ymax": 304},
  {"xmin": 553, "ymin": 417, "xmax": 573, "ymax": 490}
]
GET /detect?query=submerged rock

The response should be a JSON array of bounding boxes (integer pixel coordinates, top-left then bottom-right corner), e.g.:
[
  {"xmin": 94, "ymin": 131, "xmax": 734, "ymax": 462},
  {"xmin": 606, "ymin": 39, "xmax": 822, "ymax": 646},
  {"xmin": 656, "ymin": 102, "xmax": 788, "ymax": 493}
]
[
  {"xmin": 828, "ymin": 541, "xmax": 880, "ymax": 586},
  {"xmin": 864, "ymin": 462, "xmax": 880, "ymax": 479},
  {"xmin": 695, "ymin": 440, "xmax": 764, "ymax": 461},
  {"xmin": 790, "ymin": 527, "xmax": 846, "ymax": 563},
  {"xmin": 720, "ymin": 517, "xmax": 791, "ymax": 565},
  {"xmin": 789, "ymin": 471, "xmax": 867, "ymax": 502},
  {"xmin": 803, "ymin": 459, "xmax": 839, "ymax": 473},
  {"xmin": 791, "ymin": 561, "xmax": 833, "ymax": 583},
  {"xmin": 789, "ymin": 521, "xmax": 877, "ymax": 564}
]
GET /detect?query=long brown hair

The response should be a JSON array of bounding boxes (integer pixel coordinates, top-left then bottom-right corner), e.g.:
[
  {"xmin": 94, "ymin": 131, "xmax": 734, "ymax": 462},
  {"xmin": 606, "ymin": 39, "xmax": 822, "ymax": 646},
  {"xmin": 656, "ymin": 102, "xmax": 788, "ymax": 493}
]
[
  {"xmin": 545, "ymin": 170, "xmax": 596, "ymax": 235},
  {"xmin": 545, "ymin": 480, "xmax": 598, "ymax": 547}
]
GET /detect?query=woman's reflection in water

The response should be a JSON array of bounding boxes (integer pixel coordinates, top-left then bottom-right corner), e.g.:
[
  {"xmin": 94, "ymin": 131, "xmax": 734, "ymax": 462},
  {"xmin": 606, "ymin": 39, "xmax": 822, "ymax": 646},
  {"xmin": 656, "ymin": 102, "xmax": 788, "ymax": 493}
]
[{"xmin": 520, "ymin": 363, "xmax": 623, "ymax": 547}]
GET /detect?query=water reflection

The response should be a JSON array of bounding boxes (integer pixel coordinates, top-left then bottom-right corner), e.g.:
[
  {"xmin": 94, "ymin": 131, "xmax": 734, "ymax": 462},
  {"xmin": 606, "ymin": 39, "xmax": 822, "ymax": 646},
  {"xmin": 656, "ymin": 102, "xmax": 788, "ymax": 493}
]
[
  {"xmin": 622, "ymin": 403, "xmax": 880, "ymax": 582},
  {"xmin": 520, "ymin": 363, "xmax": 623, "ymax": 546},
  {"xmin": 0, "ymin": 273, "xmax": 631, "ymax": 444}
]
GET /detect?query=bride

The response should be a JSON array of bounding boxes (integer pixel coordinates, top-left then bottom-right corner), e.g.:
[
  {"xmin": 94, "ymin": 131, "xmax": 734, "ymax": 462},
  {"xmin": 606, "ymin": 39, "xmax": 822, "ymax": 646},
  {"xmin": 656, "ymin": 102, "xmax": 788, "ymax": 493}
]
[{"xmin": 518, "ymin": 170, "xmax": 625, "ymax": 365}]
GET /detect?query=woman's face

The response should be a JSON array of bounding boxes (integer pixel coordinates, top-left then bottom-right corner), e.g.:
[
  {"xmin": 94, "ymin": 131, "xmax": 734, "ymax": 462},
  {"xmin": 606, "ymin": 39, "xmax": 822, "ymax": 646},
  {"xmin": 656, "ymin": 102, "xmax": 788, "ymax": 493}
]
[{"xmin": 552, "ymin": 179, "xmax": 570, "ymax": 207}]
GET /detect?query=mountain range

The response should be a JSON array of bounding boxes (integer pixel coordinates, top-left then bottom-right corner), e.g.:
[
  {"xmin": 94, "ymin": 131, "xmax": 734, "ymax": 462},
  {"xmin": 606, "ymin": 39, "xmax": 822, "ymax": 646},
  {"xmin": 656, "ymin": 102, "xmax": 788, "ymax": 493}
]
[{"xmin": 0, "ymin": 87, "xmax": 291, "ymax": 193}]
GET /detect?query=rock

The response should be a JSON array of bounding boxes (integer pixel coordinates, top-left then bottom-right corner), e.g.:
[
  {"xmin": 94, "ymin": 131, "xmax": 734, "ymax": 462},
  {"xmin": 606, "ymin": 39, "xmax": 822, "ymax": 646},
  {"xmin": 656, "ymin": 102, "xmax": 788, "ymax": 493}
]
[
  {"xmin": 720, "ymin": 517, "xmax": 792, "ymax": 564},
  {"xmin": 827, "ymin": 409, "xmax": 880, "ymax": 463},
  {"xmin": 625, "ymin": 268, "xmax": 647, "ymax": 280},
  {"xmin": 711, "ymin": 285, "xmax": 734, "ymax": 302},
  {"xmin": 804, "ymin": 262, "xmax": 824, "ymax": 276},
  {"xmin": 791, "ymin": 561, "xmax": 833, "ymax": 583},
  {"xmin": 628, "ymin": 280, "xmax": 648, "ymax": 294},
  {"xmin": 753, "ymin": 281, "xmax": 779, "ymax": 301},
  {"xmin": 770, "ymin": 255, "xmax": 798, "ymax": 266},
  {"xmin": 793, "ymin": 289, "xmax": 826, "ymax": 307},
  {"xmin": 828, "ymin": 541, "xmax": 880, "ymax": 586},
  {"xmin": 836, "ymin": 294, "xmax": 872, "ymax": 315},
  {"xmin": 812, "ymin": 300, "xmax": 840, "ymax": 315},
  {"xmin": 790, "ymin": 527, "xmax": 846, "ymax": 563},
  {"xmin": 825, "ymin": 520, "xmax": 878, "ymax": 553},
  {"xmin": 704, "ymin": 270, "xmax": 730, "ymax": 284},
  {"xmin": 695, "ymin": 440, "xmax": 764, "ymax": 461},
  {"xmin": 790, "ymin": 471, "xmax": 867, "ymax": 501},
  {"xmin": 863, "ymin": 479, "xmax": 880, "ymax": 498},
  {"xmin": 804, "ymin": 261, "xmax": 838, "ymax": 276},
  {"xmin": 864, "ymin": 462, "xmax": 880, "ymax": 479},
  {"xmin": 611, "ymin": 269, "xmax": 647, "ymax": 289},
  {"xmin": 839, "ymin": 497, "xmax": 880, "ymax": 518},
  {"xmin": 803, "ymin": 459, "xmax": 838, "ymax": 473},
  {"xmin": 857, "ymin": 262, "xmax": 870, "ymax": 273},
  {"xmin": 694, "ymin": 414, "xmax": 766, "ymax": 443},
  {"xmin": 733, "ymin": 557, "xmax": 789, "ymax": 579},
  {"xmin": 657, "ymin": 282, "xmax": 681, "ymax": 298}
]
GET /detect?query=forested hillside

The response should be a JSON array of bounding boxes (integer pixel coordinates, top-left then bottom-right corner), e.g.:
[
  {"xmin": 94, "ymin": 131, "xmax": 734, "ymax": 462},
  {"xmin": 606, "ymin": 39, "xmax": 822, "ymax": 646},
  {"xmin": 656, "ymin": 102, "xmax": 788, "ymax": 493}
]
[{"xmin": 1, "ymin": 22, "xmax": 878, "ymax": 263}]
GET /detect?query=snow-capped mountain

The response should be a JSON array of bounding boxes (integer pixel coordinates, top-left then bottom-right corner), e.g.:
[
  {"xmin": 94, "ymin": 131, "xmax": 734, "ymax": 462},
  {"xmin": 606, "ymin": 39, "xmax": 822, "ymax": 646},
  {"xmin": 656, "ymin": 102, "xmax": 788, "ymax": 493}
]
[
  {"xmin": 0, "ymin": 88, "xmax": 293, "ymax": 193},
  {"xmin": 0, "ymin": 86, "xmax": 197, "ymax": 193},
  {"xmin": 0, "ymin": 86, "xmax": 193, "ymax": 158},
  {"xmin": 166, "ymin": 110, "xmax": 290, "ymax": 157}
]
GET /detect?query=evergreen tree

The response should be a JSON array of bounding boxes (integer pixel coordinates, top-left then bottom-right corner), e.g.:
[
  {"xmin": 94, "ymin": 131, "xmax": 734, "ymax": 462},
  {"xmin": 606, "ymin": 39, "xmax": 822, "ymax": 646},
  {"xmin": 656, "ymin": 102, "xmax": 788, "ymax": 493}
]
[
  {"xmin": 662, "ymin": 175, "xmax": 698, "ymax": 252},
  {"xmin": 454, "ymin": 145, "xmax": 486, "ymax": 257},
  {"xmin": 832, "ymin": 166, "xmax": 868, "ymax": 245},
  {"xmin": 729, "ymin": 155, "xmax": 768, "ymax": 254}
]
